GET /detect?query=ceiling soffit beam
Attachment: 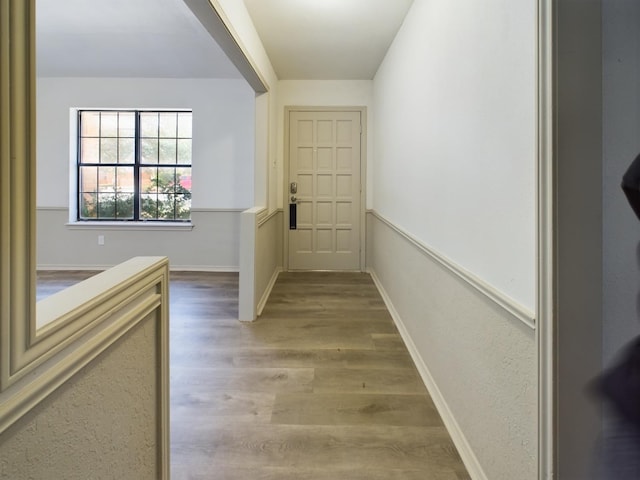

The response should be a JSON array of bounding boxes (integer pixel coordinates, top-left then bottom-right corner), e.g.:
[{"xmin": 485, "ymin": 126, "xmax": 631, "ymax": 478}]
[{"xmin": 182, "ymin": 0, "xmax": 268, "ymax": 93}]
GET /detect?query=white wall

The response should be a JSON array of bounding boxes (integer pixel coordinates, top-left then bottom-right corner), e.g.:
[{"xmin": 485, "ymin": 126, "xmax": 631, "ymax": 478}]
[
  {"xmin": 210, "ymin": 0, "xmax": 281, "ymax": 213},
  {"xmin": 212, "ymin": 0, "xmax": 278, "ymax": 89},
  {"xmin": 200, "ymin": 0, "xmax": 284, "ymax": 321},
  {"xmin": 267, "ymin": 86, "xmax": 280, "ymax": 211},
  {"xmin": 602, "ymin": 0, "xmax": 640, "ymax": 365},
  {"xmin": 373, "ymin": 0, "xmax": 536, "ymax": 310},
  {"xmin": 276, "ymin": 80, "xmax": 374, "ymax": 209},
  {"xmin": 369, "ymin": 1, "xmax": 538, "ymax": 478},
  {"xmin": 36, "ymin": 77, "xmax": 254, "ymax": 269}
]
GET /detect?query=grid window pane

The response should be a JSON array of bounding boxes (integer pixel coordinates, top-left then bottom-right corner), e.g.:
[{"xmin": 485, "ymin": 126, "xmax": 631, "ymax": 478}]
[
  {"xmin": 81, "ymin": 138, "xmax": 100, "ymax": 163},
  {"xmin": 100, "ymin": 138, "xmax": 118, "ymax": 163},
  {"xmin": 115, "ymin": 193, "xmax": 134, "ymax": 219},
  {"xmin": 178, "ymin": 113, "xmax": 192, "ymax": 138},
  {"xmin": 116, "ymin": 167, "xmax": 134, "ymax": 193},
  {"xmin": 97, "ymin": 193, "xmax": 117, "ymax": 219},
  {"xmin": 159, "ymin": 139, "xmax": 177, "ymax": 164},
  {"xmin": 141, "ymin": 138, "xmax": 159, "ymax": 164},
  {"xmin": 81, "ymin": 112, "xmax": 100, "ymax": 137},
  {"xmin": 78, "ymin": 110, "xmax": 192, "ymax": 221},
  {"xmin": 155, "ymin": 168, "xmax": 177, "ymax": 192},
  {"xmin": 80, "ymin": 166, "xmax": 98, "ymax": 192},
  {"xmin": 141, "ymin": 167, "xmax": 158, "ymax": 193},
  {"xmin": 176, "ymin": 167, "xmax": 192, "ymax": 192},
  {"xmin": 139, "ymin": 167, "xmax": 192, "ymax": 221},
  {"xmin": 100, "ymin": 112, "xmax": 118, "ymax": 137},
  {"xmin": 173, "ymin": 168, "xmax": 192, "ymax": 220},
  {"xmin": 176, "ymin": 195, "xmax": 192, "ymax": 219},
  {"xmin": 177, "ymin": 139, "xmax": 192, "ymax": 164},
  {"xmin": 118, "ymin": 113, "xmax": 135, "ymax": 137},
  {"xmin": 119, "ymin": 138, "xmax": 135, "ymax": 163},
  {"xmin": 80, "ymin": 193, "xmax": 98, "ymax": 219},
  {"xmin": 141, "ymin": 194, "xmax": 157, "ymax": 219},
  {"xmin": 159, "ymin": 113, "xmax": 177, "ymax": 138},
  {"xmin": 140, "ymin": 113, "xmax": 159, "ymax": 138},
  {"xmin": 98, "ymin": 166, "xmax": 116, "ymax": 192},
  {"xmin": 156, "ymin": 194, "xmax": 171, "ymax": 220}
]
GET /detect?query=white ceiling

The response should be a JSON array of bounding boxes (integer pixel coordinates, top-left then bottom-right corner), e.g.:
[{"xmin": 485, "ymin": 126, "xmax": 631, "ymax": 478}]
[
  {"xmin": 36, "ymin": 0, "xmax": 241, "ymax": 78},
  {"xmin": 243, "ymin": 0, "xmax": 414, "ymax": 80},
  {"xmin": 36, "ymin": 0, "xmax": 413, "ymax": 81}
]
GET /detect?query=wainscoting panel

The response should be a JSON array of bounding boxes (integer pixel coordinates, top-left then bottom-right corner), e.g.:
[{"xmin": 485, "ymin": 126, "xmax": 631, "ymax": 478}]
[
  {"xmin": 0, "ymin": 314, "xmax": 163, "ymax": 479},
  {"xmin": 256, "ymin": 210, "xmax": 283, "ymax": 315},
  {"xmin": 366, "ymin": 211, "xmax": 537, "ymax": 480},
  {"xmin": 0, "ymin": 258, "xmax": 169, "ymax": 479},
  {"xmin": 239, "ymin": 208, "xmax": 283, "ymax": 321},
  {"xmin": 37, "ymin": 208, "xmax": 242, "ymax": 271}
]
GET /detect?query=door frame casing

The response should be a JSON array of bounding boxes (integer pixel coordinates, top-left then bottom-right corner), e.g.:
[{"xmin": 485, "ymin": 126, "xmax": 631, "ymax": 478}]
[
  {"xmin": 537, "ymin": 0, "xmax": 554, "ymax": 477},
  {"xmin": 283, "ymin": 106, "xmax": 367, "ymax": 272},
  {"xmin": 538, "ymin": 0, "xmax": 604, "ymax": 478}
]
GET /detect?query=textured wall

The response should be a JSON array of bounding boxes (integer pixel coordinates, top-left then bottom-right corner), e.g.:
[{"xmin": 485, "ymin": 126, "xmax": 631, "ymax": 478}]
[
  {"xmin": 0, "ymin": 315, "xmax": 159, "ymax": 480},
  {"xmin": 37, "ymin": 208, "xmax": 241, "ymax": 270},
  {"xmin": 367, "ymin": 213, "xmax": 537, "ymax": 480}
]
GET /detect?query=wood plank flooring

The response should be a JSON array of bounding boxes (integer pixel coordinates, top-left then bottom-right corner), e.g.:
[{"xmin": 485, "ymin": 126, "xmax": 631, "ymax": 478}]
[
  {"xmin": 170, "ymin": 271, "xmax": 470, "ymax": 480},
  {"xmin": 37, "ymin": 270, "xmax": 471, "ymax": 479}
]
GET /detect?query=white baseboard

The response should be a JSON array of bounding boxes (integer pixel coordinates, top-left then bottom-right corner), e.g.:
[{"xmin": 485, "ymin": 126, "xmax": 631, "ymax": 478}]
[
  {"xmin": 169, "ymin": 265, "xmax": 239, "ymax": 273},
  {"xmin": 368, "ymin": 268, "xmax": 488, "ymax": 480},
  {"xmin": 36, "ymin": 264, "xmax": 112, "ymax": 271},
  {"xmin": 257, "ymin": 267, "xmax": 282, "ymax": 316},
  {"xmin": 37, "ymin": 264, "xmax": 239, "ymax": 273}
]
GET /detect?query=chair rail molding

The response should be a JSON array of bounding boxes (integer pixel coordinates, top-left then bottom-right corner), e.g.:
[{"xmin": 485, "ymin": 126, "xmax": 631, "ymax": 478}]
[{"xmin": 367, "ymin": 210, "xmax": 536, "ymax": 329}]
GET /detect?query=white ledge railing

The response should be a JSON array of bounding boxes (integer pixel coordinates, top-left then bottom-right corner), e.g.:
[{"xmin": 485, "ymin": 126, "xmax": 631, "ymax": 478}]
[{"xmin": 0, "ymin": 256, "xmax": 170, "ymax": 479}]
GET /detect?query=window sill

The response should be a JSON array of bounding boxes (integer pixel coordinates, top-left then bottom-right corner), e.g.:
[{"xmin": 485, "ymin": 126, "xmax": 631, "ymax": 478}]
[{"xmin": 65, "ymin": 221, "xmax": 194, "ymax": 231}]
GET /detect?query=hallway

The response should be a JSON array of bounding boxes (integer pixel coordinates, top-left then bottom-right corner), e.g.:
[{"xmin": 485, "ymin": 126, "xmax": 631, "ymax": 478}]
[{"xmin": 169, "ymin": 271, "xmax": 470, "ymax": 479}]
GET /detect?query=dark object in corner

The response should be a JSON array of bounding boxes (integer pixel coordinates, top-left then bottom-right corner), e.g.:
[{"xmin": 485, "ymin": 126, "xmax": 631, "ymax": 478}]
[
  {"xmin": 597, "ymin": 337, "xmax": 640, "ymax": 432},
  {"xmin": 621, "ymin": 152, "xmax": 640, "ymax": 221}
]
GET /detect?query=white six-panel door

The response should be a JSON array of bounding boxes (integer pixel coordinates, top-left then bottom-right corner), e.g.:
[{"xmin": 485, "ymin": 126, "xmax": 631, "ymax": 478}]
[{"xmin": 288, "ymin": 110, "xmax": 362, "ymax": 270}]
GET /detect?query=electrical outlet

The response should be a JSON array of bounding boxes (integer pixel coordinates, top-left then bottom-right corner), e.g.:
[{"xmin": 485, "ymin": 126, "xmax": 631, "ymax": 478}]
[{"xmin": 98, "ymin": 235, "xmax": 105, "ymax": 246}]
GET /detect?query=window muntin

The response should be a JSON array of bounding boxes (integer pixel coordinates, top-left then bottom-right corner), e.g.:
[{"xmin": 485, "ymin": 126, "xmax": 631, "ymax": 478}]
[{"xmin": 78, "ymin": 110, "xmax": 192, "ymax": 221}]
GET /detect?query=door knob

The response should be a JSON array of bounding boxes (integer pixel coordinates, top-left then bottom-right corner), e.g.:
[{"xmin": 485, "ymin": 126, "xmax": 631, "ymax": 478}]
[{"xmin": 290, "ymin": 196, "xmax": 297, "ymax": 203}]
